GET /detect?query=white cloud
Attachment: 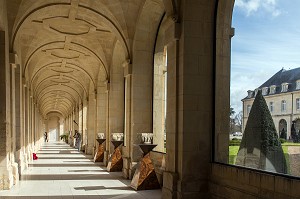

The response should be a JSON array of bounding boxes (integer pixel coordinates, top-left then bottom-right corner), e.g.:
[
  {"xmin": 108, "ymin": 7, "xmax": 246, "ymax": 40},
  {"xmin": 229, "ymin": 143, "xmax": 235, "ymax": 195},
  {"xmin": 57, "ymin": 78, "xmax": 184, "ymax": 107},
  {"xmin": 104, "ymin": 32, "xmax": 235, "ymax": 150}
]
[{"xmin": 235, "ymin": 0, "xmax": 281, "ymax": 17}]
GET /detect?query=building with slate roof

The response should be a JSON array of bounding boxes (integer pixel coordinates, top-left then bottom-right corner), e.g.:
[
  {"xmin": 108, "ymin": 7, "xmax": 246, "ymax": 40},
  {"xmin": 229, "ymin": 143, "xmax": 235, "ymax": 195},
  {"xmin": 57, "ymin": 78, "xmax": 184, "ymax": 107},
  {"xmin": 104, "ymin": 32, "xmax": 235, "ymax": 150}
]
[{"xmin": 242, "ymin": 68, "xmax": 300, "ymax": 139}]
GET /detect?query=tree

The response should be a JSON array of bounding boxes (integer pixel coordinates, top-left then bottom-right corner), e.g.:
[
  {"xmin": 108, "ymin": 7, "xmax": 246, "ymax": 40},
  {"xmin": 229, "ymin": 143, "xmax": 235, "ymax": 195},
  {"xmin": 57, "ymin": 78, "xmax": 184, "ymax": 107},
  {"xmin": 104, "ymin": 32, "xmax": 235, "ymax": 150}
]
[
  {"xmin": 236, "ymin": 90, "xmax": 287, "ymax": 173},
  {"xmin": 229, "ymin": 106, "xmax": 235, "ymax": 133},
  {"xmin": 234, "ymin": 111, "xmax": 243, "ymax": 132},
  {"xmin": 230, "ymin": 106, "xmax": 235, "ymax": 117}
]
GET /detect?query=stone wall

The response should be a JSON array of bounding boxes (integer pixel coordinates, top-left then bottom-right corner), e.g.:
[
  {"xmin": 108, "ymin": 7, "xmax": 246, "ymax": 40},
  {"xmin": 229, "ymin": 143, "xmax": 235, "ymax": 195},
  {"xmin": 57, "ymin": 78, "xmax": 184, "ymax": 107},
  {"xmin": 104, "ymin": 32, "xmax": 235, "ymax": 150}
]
[{"xmin": 210, "ymin": 163, "xmax": 300, "ymax": 199}]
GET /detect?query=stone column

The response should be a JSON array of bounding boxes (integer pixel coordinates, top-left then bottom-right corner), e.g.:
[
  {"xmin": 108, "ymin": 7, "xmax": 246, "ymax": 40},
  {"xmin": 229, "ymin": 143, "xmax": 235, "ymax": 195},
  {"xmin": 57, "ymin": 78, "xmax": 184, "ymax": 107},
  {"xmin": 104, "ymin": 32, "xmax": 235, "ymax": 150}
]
[
  {"xmin": 162, "ymin": 21, "xmax": 180, "ymax": 199},
  {"xmin": 9, "ymin": 55, "xmax": 20, "ymax": 185},
  {"xmin": 130, "ymin": 47, "xmax": 154, "ymax": 178},
  {"xmin": 14, "ymin": 63, "xmax": 24, "ymax": 174},
  {"xmin": 104, "ymin": 82, "xmax": 110, "ymax": 165},
  {"xmin": 122, "ymin": 61, "xmax": 132, "ymax": 178},
  {"xmin": 22, "ymin": 81, "xmax": 28, "ymax": 170},
  {"xmin": 25, "ymin": 86, "xmax": 31, "ymax": 163},
  {"xmin": 82, "ymin": 97, "xmax": 88, "ymax": 152},
  {"xmin": 0, "ymin": 30, "xmax": 14, "ymax": 190},
  {"xmin": 86, "ymin": 91, "xmax": 97, "ymax": 155},
  {"xmin": 72, "ymin": 106, "xmax": 79, "ymax": 147},
  {"xmin": 108, "ymin": 62, "xmax": 125, "ymax": 151}
]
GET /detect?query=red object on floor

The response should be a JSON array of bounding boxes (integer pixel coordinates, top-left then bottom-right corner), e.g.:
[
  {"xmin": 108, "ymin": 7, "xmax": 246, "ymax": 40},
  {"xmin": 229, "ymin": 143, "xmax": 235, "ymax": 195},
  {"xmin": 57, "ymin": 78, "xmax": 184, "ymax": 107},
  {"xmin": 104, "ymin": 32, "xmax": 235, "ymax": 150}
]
[{"xmin": 33, "ymin": 153, "xmax": 38, "ymax": 160}]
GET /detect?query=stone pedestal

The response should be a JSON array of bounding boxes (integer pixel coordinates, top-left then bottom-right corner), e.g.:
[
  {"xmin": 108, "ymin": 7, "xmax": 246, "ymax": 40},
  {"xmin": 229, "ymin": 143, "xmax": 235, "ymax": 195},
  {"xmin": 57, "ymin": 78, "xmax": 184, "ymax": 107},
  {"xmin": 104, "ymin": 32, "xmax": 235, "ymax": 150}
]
[
  {"xmin": 131, "ymin": 144, "xmax": 160, "ymax": 190},
  {"xmin": 94, "ymin": 138, "xmax": 106, "ymax": 162},
  {"xmin": 107, "ymin": 141, "xmax": 123, "ymax": 172}
]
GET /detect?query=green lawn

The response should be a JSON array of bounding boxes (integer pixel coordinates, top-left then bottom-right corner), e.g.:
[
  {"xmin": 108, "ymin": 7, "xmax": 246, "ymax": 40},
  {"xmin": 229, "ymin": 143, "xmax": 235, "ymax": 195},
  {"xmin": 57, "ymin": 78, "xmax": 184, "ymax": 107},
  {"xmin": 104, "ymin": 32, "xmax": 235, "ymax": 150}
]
[
  {"xmin": 281, "ymin": 142, "xmax": 300, "ymax": 146},
  {"xmin": 229, "ymin": 144, "xmax": 292, "ymax": 174},
  {"xmin": 229, "ymin": 146, "xmax": 239, "ymax": 164}
]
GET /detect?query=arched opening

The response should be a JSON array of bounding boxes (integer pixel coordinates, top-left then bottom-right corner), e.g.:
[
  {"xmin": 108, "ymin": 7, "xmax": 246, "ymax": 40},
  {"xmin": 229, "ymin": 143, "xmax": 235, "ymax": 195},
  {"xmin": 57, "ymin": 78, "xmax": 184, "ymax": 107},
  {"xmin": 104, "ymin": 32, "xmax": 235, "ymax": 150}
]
[
  {"xmin": 153, "ymin": 14, "xmax": 168, "ymax": 153},
  {"xmin": 215, "ymin": 0, "xmax": 300, "ymax": 177},
  {"xmin": 279, "ymin": 119, "xmax": 287, "ymax": 139}
]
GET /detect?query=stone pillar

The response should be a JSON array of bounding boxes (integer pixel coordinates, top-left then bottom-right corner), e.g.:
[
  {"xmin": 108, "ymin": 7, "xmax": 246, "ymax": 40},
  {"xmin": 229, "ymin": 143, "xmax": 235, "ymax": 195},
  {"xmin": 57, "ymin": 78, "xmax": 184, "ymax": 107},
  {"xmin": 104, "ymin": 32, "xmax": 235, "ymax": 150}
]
[
  {"xmin": 108, "ymin": 58, "xmax": 125, "ymax": 155},
  {"xmin": 0, "ymin": 30, "xmax": 14, "ymax": 190},
  {"xmin": 70, "ymin": 106, "xmax": 79, "ymax": 147},
  {"xmin": 22, "ymin": 81, "xmax": 28, "ymax": 171},
  {"xmin": 15, "ymin": 63, "xmax": 24, "ymax": 175},
  {"xmin": 130, "ymin": 46, "xmax": 154, "ymax": 178},
  {"xmin": 82, "ymin": 97, "xmax": 88, "ymax": 152},
  {"xmin": 86, "ymin": 91, "xmax": 97, "ymax": 155},
  {"xmin": 97, "ymin": 82, "xmax": 108, "ymax": 151},
  {"xmin": 25, "ymin": 86, "xmax": 31, "ymax": 163},
  {"xmin": 162, "ymin": 21, "xmax": 180, "ymax": 199},
  {"xmin": 123, "ymin": 61, "xmax": 132, "ymax": 178},
  {"xmin": 104, "ymin": 82, "xmax": 110, "ymax": 165},
  {"xmin": 9, "ymin": 55, "xmax": 20, "ymax": 185}
]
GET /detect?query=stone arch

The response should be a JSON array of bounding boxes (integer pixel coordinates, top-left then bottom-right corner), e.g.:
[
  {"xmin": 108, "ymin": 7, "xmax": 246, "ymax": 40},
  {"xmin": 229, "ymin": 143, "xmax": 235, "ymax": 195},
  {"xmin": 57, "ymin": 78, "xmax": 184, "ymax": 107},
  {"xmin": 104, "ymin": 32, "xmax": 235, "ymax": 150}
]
[
  {"xmin": 279, "ymin": 119, "xmax": 287, "ymax": 136},
  {"xmin": 215, "ymin": 0, "xmax": 235, "ymax": 163},
  {"xmin": 293, "ymin": 118, "xmax": 300, "ymax": 132},
  {"xmin": 130, "ymin": 0, "xmax": 165, "ymax": 162},
  {"xmin": 11, "ymin": 2, "xmax": 130, "ymax": 59},
  {"xmin": 153, "ymin": 14, "xmax": 168, "ymax": 153}
]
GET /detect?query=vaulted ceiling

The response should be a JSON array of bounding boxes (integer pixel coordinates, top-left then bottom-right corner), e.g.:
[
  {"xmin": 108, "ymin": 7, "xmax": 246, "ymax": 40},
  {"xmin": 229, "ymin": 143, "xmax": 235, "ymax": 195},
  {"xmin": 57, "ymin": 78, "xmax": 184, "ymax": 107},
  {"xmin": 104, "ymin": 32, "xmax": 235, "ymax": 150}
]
[{"xmin": 6, "ymin": 0, "xmax": 165, "ymax": 119}]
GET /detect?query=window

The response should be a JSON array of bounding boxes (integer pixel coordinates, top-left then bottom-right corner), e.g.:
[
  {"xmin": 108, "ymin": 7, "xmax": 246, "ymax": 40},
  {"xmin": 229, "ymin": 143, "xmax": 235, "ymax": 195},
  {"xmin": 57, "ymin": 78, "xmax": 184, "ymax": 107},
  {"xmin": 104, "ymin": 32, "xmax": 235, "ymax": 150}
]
[
  {"xmin": 281, "ymin": 83, "xmax": 289, "ymax": 92},
  {"xmin": 153, "ymin": 45, "xmax": 167, "ymax": 152},
  {"xmin": 254, "ymin": 89, "xmax": 258, "ymax": 96},
  {"xmin": 247, "ymin": 105, "xmax": 251, "ymax": 116},
  {"xmin": 281, "ymin": 100, "xmax": 286, "ymax": 112},
  {"xmin": 247, "ymin": 90, "xmax": 253, "ymax": 98},
  {"xmin": 297, "ymin": 98, "xmax": 300, "ymax": 110},
  {"xmin": 215, "ymin": 0, "xmax": 299, "ymax": 177},
  {"xmin": 270, "ymin": 85, "xmax": 276, "ymax": 94},
  {"xmin": 269, "ymin": 102, "xmax": 274, "ymax": 113},
  {"xmin": 297, "ymin": 81, "xmax": 300, "ymax": 90},
  {"xmin": 262, "ymin": 87, "xmax": 268, "ymax": 95}
]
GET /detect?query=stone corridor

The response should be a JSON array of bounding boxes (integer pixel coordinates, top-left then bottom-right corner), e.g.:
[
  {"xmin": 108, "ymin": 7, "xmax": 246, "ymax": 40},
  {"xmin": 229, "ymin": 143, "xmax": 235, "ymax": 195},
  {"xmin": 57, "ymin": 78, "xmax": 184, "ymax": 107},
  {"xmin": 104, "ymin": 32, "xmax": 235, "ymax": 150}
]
[{"xmin": 0, "ymin": 142, "xmax": 161, "ymax": 199}]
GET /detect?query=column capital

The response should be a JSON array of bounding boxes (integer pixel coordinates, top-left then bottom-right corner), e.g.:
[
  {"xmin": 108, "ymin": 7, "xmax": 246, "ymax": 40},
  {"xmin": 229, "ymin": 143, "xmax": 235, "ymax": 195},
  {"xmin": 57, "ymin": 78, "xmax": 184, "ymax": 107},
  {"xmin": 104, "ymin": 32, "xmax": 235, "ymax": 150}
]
[
  {"xmin": 9, "ymin": 53, "xmax": 18, "ymax": 65},
  {"xmin": 164, "ymin": 21, "xmax": 180, "ymax": 45},
  {"xmin": 104, "ymin": 80, "xmax": 110, "ymax": 92}
]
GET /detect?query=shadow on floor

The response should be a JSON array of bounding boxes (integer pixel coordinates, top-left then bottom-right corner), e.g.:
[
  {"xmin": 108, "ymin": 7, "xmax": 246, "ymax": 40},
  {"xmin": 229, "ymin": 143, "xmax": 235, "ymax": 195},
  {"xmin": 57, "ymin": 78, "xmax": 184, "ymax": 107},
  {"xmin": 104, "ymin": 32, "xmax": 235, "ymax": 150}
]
[
  {"xmin": 74, "ymin": 185, "xmax": 133, "ymax": 191},
  {"xmin": 38, "ymin": 157, "xmax": 90, "ymax": 159},
  {"xmin": 28, "ymin": 163, "xmax": 98, "ymax": 167},
  {"xmin": 68, "ymin": 169, "xmax": 104, "ymax": 172},
  {"xmin": 20, "ymin": 173, "xmax": 121, "ymax": 180}
]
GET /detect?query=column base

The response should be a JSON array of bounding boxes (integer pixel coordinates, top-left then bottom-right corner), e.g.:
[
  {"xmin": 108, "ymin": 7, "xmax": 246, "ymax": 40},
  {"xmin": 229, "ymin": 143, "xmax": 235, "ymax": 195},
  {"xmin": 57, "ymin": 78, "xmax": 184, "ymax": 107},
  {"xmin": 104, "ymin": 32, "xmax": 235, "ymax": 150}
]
[
  {"xmin": 85, "ymin": 145, "xmax": 94, "ymax": 155},
  {"xmin": 11, "ymin": 163, "xmax": 19, "ymax": 185},
  {"xmin": 0, "ymin": 167, "xmax": 14, "ymax": 190},
  {"xmin": 162, "ymin": 171, "xmax": 178, "ymax": 199},
  {"xmin": 129, "ymin": 161, "xmax": 138, "ymax": 179},
  {"xmin": 103, "ymin": 151, "xmax": 109, "ymax": 166},
  {"xmin": 122, "ymin": 157, "xmax": 131, "ymax": 179}
]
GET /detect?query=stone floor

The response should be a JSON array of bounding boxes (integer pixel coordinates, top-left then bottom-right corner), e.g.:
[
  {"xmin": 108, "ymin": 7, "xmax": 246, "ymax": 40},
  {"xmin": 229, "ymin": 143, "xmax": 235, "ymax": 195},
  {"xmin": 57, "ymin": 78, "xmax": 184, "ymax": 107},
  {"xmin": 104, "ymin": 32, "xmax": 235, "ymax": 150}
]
[{"xmin": 0, "ymin": 142, "xmax": 162, "ymax": 199}]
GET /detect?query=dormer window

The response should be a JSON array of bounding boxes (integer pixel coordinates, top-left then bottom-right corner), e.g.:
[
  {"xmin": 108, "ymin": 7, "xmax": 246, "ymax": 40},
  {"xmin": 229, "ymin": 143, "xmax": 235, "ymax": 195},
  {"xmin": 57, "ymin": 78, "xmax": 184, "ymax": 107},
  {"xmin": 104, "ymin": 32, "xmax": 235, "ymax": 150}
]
[
  {"xmin": 262, "ymin": 87, "xmax": 268, "ymax": 95},
  {"xmin": 254, "ymin": 89, "xmax": 258, "ymax": 96},
  {"xmin": 296, "ymin": 80, "xmax": 300, "ymax": 90},
  {"xmin": 269, "ymin": 85, "xmax": 276, "ymax": 94},
  {"xmin": 281, "ymin": 83, "xmax": 289, "ymax": 92},
  {"xmin": 247, "ymin": 90, "xmax": 253, "ymax": 98}
]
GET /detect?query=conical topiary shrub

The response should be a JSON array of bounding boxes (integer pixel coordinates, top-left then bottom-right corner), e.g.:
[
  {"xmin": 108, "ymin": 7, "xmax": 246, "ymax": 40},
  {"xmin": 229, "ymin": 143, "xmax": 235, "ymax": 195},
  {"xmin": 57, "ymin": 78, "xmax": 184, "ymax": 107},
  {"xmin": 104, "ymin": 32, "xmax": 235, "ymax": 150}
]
[{"xmin": 236, "ymin": 90, "xmax": 287, "ymax": 174}]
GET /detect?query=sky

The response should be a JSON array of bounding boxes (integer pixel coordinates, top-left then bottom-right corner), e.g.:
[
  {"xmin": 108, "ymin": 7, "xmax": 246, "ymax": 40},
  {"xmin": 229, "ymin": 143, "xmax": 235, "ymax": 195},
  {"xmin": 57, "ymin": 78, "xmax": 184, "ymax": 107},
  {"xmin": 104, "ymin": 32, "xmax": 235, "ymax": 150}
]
[{"xmin": 231, "ymin": 0, "xmax": 300, "ymax": 113}]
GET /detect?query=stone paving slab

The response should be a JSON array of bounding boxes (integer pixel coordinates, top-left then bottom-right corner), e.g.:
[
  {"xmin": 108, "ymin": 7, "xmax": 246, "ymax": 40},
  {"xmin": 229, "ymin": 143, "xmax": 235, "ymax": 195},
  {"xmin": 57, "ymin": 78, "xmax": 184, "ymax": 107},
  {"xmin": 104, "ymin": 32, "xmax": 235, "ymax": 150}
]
[{"xmin": 0, "ymin": 142, "xmax": 162, "ymax": 199}]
